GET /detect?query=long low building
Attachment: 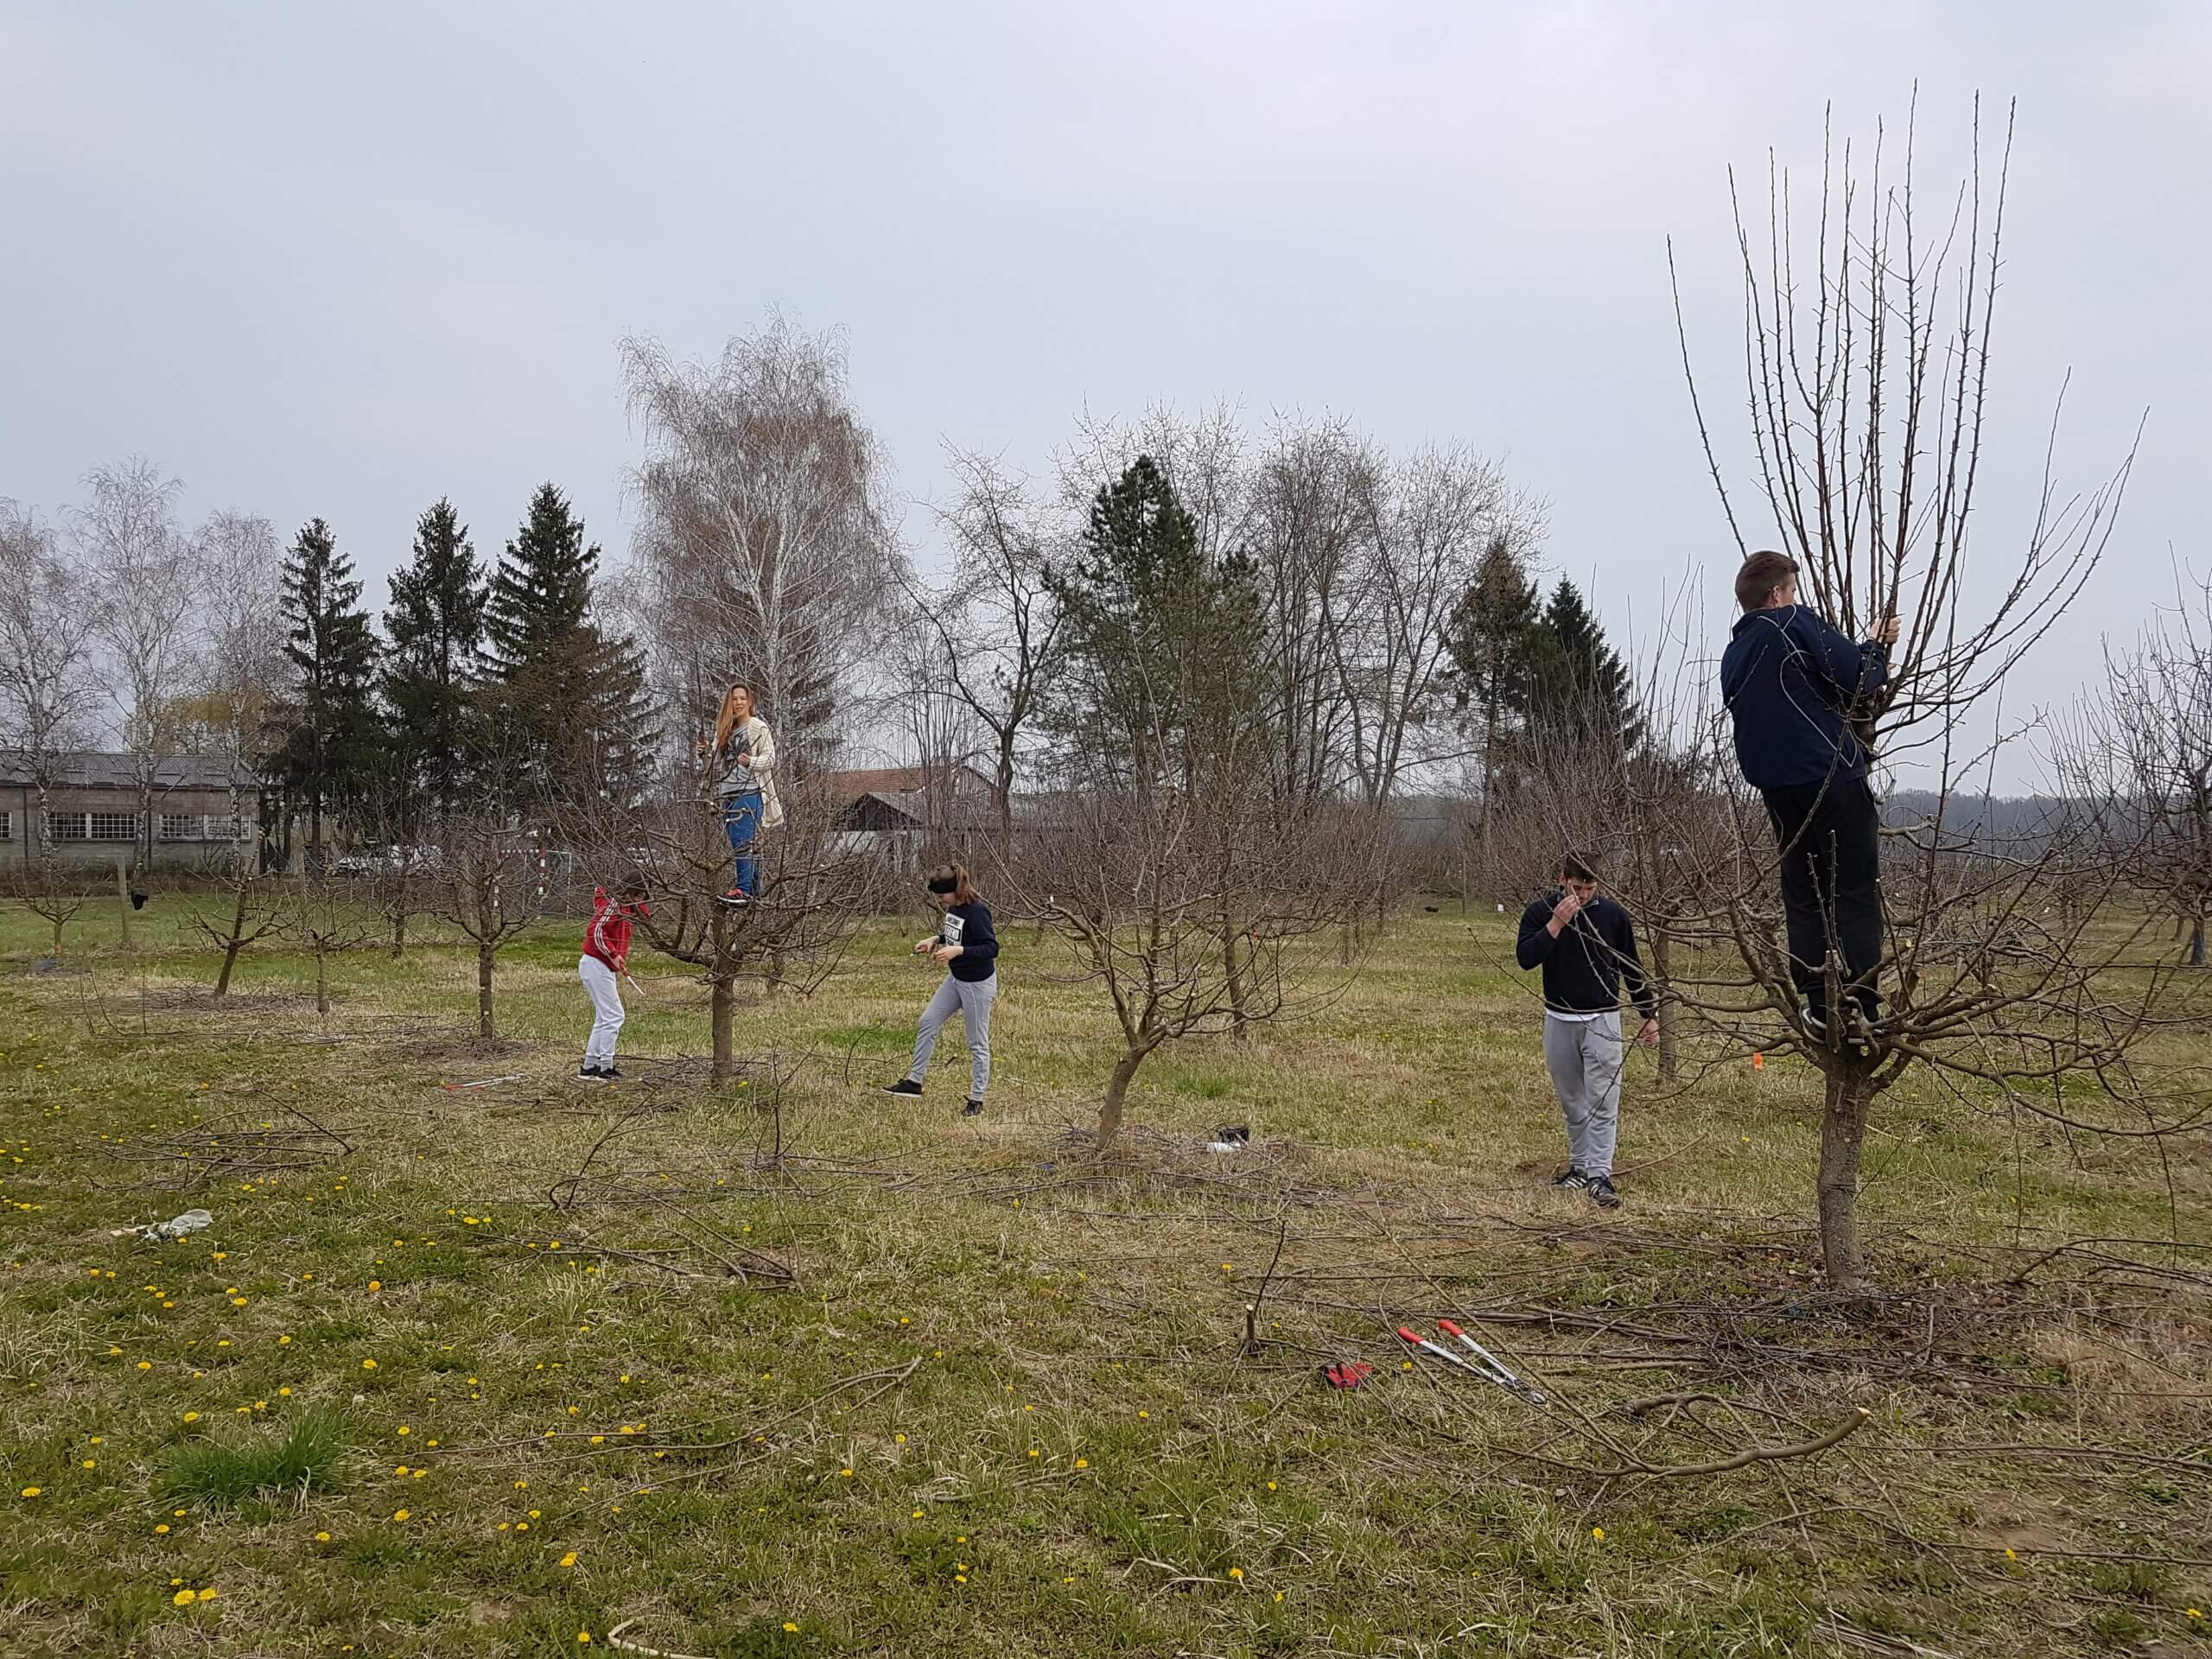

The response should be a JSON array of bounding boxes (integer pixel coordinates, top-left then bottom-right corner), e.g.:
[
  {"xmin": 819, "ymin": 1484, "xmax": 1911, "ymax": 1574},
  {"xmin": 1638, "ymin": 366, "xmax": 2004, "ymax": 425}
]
[{"xmin": 1, "ymin": 753, "xmax": 263, "ymax": 871}]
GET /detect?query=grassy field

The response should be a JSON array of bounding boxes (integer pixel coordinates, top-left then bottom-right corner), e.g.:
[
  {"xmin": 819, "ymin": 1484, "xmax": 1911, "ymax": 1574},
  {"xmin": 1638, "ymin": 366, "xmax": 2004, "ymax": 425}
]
[{"xmin": 2, "ymin": 892, "xmax": 2208, "ymax": 1657}]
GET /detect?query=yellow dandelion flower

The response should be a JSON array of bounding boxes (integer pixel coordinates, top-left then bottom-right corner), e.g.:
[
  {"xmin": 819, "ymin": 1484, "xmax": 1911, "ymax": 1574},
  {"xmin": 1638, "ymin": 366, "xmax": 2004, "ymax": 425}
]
[
  {"xmin": 1592, "ymin": 1527, "xmax": 1605, "ymax": 1541},
  {"xmin": 172, "ymin": 1589, "xmax": 194, "ymax": 1606},
  {"xmin": 137, "ymin": 1360, "xmax": 152, "ymax": 1370},
  {"xmin": 911, "ymin": 1509, "xmax": 924, "ymax": 1518},
  {"xmin": 361, "ymin": 1359, "xmax": 377, "ymax": 1370},
  {"xmin": 1266, "ymin": 1481, "xmax": 1276, "ymax": 1491},
  {"xmin": 315, "ymin": 1531, "xmax": 330, "ymax": 1541},
  {"xmin": 181, "ymin": 1412, "xmax": 199, "ymax": 1423},
  {"xmin": 392, "ymin": 1508, "xmax": 410, "ymax": 1521},
  {"xmin": 82, "ymin": 1459, "xmax": 95, "ymax": 1469},
  {"xmin": 560, "ymin": 1551, "xmax": 578, "ymax": 1567},
  {"xmin": 577, "ymin": 1634, "xmax": 591, "ymax": 1645},
  {"xmin": 783, "ymin": 1624, "xmax": 798, "ymax": 1634},
  {"xmin": 839, "ymin": 1467, "xmax": 853, "ymax": 1478},
  {"xmin": 197, "ymin": 1588, "xmax": 217, "ymax": 1601},
  {"xmin": 156, "ymin": 1522, "xmax": 170, "ymax": 1534},
  {"xmin": 1075, "ymin": 1458, "xmax": 1089, "ymax": 1470},
  {"xmin": 1229, "ymin": 1566, "xmax": 1244, "ymax": 1580}
]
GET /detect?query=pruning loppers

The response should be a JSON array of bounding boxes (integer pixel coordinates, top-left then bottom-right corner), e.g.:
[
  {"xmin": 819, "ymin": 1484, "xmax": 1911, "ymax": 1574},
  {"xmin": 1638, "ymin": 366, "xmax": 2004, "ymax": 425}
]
[{"xmin": 1396, "ymin": 1321, "xmax": 1548, "ymax": 1408}]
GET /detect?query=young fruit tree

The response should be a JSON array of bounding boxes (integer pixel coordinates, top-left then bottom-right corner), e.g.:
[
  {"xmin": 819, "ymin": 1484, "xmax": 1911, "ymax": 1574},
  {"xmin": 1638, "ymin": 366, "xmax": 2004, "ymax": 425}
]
[
  {"xmin": 2050, "ymin": 569, "xmax": 2212, "ymax": 969},
  {"xmin": 1028, "ymin": 454, "xmax": 1381, "ymax": 1146},
  {"xmin": 429, "ymin": 813, "xmax": 546, "ymax": 1041},
  {"xmin": 1667, "ymin": 99, "xmax": 2172, "ymax": 1288},
  {"xmin": 569, "ymin": 775, "xmax": 869, "ymax": 1085}
]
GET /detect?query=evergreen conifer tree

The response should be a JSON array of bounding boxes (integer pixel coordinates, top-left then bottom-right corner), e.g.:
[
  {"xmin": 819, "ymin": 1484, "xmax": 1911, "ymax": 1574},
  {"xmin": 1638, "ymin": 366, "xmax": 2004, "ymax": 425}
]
[
  {"xmin": 382, "ymin": 499, "xmax": 487, "ymax": 817},
  {"xmin": 1529, "ymin": 577, "xmax": 1643, "ymax": 753},
  {"xmin": 1045, "ymin": 455, "xmax": 1264, "ymax": 791},
  {"xmin": 480, "ymin": 483, "xmax": 653, "ymax": 808},
  {"xmin": 268, "ymin": 518, "xmax": 380, "ymax": 869}
]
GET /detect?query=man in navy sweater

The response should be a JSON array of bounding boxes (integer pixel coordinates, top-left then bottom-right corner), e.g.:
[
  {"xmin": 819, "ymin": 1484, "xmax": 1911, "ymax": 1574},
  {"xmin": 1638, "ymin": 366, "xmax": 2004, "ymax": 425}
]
[
  {"xmin": 1516, "ymin": 856, "xmax": 1659, "ymax": 1210},
  {"xmin": 1719, "ymin": 550, "xmax": 1899, "ymax": 1040}
]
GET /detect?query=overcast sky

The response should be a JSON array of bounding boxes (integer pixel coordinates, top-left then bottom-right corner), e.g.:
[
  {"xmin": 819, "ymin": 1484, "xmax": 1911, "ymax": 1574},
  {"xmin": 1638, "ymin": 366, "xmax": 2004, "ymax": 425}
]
[{"xmin": 3, "ymin": 2, "xmax": 2205, "ymax": 785}]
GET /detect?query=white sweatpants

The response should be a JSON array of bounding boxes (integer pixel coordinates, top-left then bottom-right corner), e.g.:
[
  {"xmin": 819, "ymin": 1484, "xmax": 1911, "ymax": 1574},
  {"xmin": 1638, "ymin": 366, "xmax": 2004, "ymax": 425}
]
[{"xmin": 578, "ymin": 955, "xmax": 625, "ymax": 1067}]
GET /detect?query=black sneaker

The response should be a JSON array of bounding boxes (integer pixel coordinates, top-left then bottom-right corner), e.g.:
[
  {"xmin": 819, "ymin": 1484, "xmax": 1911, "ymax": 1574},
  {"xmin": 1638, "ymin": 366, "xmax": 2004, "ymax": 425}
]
[
  {"xmin": 1587, "ymin": 1175, "xmax": 1622, "ymax": 1210},
  {"xmin": 1552, "ymin": 1168, "xmax": 1590, "ymax": 1191},
  {"xmin": 601, "ymin": 1067, "xmax": 625, "ymax": 1081},
  {"xmin": 961, "ymin": 1099, "xmax": 983, "ymax": 1117},
  {"xmin": 880, "ymin": 1079, "xmax": 923, "ymax": 1097},
  {"xmin": 578, "ymin": 1065, "xmax": 607, "ymax": 1083}
]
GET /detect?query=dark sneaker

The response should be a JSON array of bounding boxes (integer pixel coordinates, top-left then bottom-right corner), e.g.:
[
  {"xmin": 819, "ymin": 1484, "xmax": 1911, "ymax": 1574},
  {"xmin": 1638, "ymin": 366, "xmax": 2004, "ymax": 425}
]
[
  {"xmin": 880, "ymin": 1079, "xmax": 923, "ymax": 1097},
  {"xmin": 601, "ymin": 1067, "xmax": 625, "ymax": 1081},
  {"xmin": 578, "ymin": 1065, "xmax": 607, "ymax": 1083},
  {"xmin": 1552, "ymin": 1168, "xmax": 1590, "ymax": 1191},
  {"xmin": 961, "ymin": 1099, "xmax": 983, "ymax": 1117},
  {"xmin": 1587, "ymin": 1175, "xmax": 1622, "ymax": 1210}
]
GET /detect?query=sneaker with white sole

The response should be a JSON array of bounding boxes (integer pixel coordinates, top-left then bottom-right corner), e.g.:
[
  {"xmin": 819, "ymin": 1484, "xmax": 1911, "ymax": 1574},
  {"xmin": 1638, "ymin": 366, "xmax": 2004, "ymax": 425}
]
[
  {"xmin": 1552, "ymin": 1168, "xmax": 1590, "ymax": 1191},
  {"xmin": 578, "ymin": 1065, "xmax": 607, "ymax": 1084},
  {"xmin": 1587, "ymin": 1175, "xmax": 1622, "ymax": 1210},
  {"xmin": 880, "ymin": 1078, "xmax": 922, "ymax": 1097}
]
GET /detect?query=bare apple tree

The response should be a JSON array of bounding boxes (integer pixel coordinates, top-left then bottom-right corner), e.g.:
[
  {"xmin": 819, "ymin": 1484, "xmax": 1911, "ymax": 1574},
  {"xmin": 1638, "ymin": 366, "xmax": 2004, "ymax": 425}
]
[
  {"xmin": 429, "ymin": 812, "xmax": 545, "ymax": 1040},
  {"xmin": 906, "ymin": 446, "xmax": 1067, "ymax": 848},
  {"xmin": 1666, "ymin": 99, "xmax": 2167, "ymax": 1286},
  {"xmin": 2050, "ymin": 569, "xmax": 2212, "ymax": 969}
]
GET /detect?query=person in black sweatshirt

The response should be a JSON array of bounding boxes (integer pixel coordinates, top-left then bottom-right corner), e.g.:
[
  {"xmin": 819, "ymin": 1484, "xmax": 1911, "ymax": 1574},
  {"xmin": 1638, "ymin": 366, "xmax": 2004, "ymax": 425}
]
[
  {"xmin": 880, "ymin": 862, "xmax": 1000, "ymax": 1117},
  {"xmin": 1516, "ymin": 855, "xmax": 1658, "ymax": 1209},
  {"xmin": 1718, "ymin": 549, "xmax": 1899, "ymax": 1041}
]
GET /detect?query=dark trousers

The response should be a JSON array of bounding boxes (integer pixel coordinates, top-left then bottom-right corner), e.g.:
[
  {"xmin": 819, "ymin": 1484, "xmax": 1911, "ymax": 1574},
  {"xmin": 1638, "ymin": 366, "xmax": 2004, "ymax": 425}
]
[{"xmin": 1762, "ymin": 777, "xmax": 1884, "ymax": 1019}]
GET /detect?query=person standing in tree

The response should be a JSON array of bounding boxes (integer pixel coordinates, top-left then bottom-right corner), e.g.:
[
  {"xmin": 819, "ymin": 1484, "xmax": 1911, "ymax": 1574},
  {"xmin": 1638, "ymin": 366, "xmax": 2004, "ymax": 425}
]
[
  {"xmin": 699, "ymin": 683, "xmax": 782, "ymax": 904},
  {"xmin": 1516, "ymin": 855, "xmax": 1658, "ymax": 1209},
  {"xmin": 1719, "ymin": 550, "xmax": 1900, "ymax": 1042},
  {"xmin": 880, "ymin": 863, "xmax": 999, "ymax": 1118}
]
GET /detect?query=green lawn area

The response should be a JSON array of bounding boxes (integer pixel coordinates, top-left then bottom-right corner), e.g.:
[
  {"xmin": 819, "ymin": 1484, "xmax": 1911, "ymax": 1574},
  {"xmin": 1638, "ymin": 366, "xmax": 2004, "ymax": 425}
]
[{"xmin": 2, "ymin": 893, "xmax": 2207, "ymax": 1656}]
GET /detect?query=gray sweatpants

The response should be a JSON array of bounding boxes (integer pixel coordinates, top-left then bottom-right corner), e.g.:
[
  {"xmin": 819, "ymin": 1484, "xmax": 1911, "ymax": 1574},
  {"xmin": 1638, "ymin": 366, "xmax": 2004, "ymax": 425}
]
[
  {"xmin": 1542, "ymin": 1010, "xmax": 1624, "ymax": 1178},
  {"xmin": 907, "ymin": 972, "xmax": 996, "ymax": 1102}
]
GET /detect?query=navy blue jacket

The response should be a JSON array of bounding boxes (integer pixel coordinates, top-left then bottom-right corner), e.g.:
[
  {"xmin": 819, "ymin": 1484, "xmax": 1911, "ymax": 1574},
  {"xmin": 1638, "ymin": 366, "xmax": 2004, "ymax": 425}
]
[
  {"xmin": 1719, "ymin": 605, "xmax": 1888, "ymax": 789},
  {"xmin": 1516, "ymin": 893, "xmax": 1657, "ymax": 1019},
  {"xmin": 938, "ymin": 901, "xmax": 999, "ymax": 983}
]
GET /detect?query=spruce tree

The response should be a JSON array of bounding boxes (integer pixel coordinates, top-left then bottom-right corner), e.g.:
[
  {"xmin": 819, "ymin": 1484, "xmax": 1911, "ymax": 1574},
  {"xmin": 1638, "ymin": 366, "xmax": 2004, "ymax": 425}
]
[
  {"xmin": 1045, "ymin": 455, "xmax": 1264, "ymax": 791},
  {"xmin": 480, "ymin": 483, "xmax": 652, "ymax": 809},
  {"xmin": 1448, "ymin": 534, "xmax": 1547, "ymax": 806},
  {"xmin": 269, "ymin": 518, "xmax": 380, "ymax": 869},
  {"xmin": 382, "ymin": 499, "xmax": 487, "ymax": 817},
  {"xmin": 1529, "ymin": 577, "xmax": 1643, "ymax": 753}
]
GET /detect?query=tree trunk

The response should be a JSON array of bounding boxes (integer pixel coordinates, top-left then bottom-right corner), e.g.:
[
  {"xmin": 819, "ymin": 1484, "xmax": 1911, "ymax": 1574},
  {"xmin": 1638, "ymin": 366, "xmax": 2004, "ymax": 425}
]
[
  {"xmin": 214, "ymin": 887, "xmax": 248, "ymax": 995},
  {"xmin": 51, "ymin": 914, "xmax": 64, "ymax": 957},
  {"xmin": 2189, "ymin": 915, "xmax": 2206, "ymax": 968},
  {"xmin": 1220, "ymin": 913, "xmax": 1249, "ymax": 1043},
  {"xmin": 391, "ymin": 907, "xmax": 406, "ymax": 961},
  {"xmin": 115, "ymin": 859, "xmax": 132, "ymax": 952},
  {"xmin": 1650, "ymin": 931, "xmax": 1678, "ymax": 1083},
  {"xmin": 710, "ymin": 976, "xmax": 735, "ymax": 1084},
  {"xmin": 314, "ymin": 944, "xmax": 329, "ymax": 1018},
  {"xmin": 1816, "ymin": 1060, "xmax": 1876, "ymax": 1288},
  {"xmin": 1096, "ymin": 1046, "xmax": 1147, "ymax": 1149},
  {"xmin": 477, "ymin": 939, "xmax": 496, "ymax": 1039}
]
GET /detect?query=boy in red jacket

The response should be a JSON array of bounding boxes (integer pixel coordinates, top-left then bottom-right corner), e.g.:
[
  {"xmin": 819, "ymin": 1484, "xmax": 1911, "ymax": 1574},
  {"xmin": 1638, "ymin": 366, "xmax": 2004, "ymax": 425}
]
[{"xmin": 579, "ymin": 877, "xmax": 649, "ymax": 1082}]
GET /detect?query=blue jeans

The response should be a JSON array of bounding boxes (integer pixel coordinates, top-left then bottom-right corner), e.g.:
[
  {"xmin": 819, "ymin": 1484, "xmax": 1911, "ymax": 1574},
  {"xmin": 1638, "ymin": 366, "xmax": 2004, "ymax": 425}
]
[{"xmin": 721, "ymin": 791, "xmax": 763, "ymax": 895}]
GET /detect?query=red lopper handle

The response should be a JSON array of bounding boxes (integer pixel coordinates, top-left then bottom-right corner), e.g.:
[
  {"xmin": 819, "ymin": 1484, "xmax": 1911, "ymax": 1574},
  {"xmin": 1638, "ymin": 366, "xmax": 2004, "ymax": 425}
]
[
  {"xmin": 1437, "ymin": 1319, "xmax": 1465, "ymax": 1338},
  {"xmin": 1395, "ymin": 1326, "xmax": 1423, "ymax": 1343}
]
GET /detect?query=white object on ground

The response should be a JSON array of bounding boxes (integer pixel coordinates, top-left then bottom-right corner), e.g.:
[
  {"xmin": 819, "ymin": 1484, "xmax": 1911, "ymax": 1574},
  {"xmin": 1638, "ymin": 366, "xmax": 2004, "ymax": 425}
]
[{"xmin": 116, "ymin": 1209, "xmax": 213, "ymax": 1242}]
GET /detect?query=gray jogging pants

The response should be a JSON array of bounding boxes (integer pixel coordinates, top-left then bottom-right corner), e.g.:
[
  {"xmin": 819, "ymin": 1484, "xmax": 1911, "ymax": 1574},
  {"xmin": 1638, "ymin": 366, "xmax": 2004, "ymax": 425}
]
[
  {"xmin": 907, "ymin": 972, "xmax": 996, "ymax": 1103},
  {"xmin": 1542, "ymin": 1010, "xmax": 1624, "ymax": 1178}
]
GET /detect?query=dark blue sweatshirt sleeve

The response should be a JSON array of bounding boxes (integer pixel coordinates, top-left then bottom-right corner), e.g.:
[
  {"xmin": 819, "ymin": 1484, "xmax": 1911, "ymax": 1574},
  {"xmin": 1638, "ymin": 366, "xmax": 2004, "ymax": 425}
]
[
  {"xmin": 1516, "ymin": 897, "xmax": 1558, "ymax": 969},
  {"xmin": 1796, "ymin": 609, "xmax": 1885, "ymax": 704},
  {"xmin": 959, "ymin": 905, "xmax": 999, "ymax": 966},
  {"xmin": 1611, "ymin": 909, "xmax": 1658, "ymax": 1020}
]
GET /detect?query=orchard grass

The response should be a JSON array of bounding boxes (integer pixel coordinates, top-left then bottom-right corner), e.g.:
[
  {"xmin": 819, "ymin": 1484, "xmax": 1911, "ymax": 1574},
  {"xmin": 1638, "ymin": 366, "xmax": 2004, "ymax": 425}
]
[{"xmin": 2, "ymin": 895, "xmax": 2207, "ymax": 1656}]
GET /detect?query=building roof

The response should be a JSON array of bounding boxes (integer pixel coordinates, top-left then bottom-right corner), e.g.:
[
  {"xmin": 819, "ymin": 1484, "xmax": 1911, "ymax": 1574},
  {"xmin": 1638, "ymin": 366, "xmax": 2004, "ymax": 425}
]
[
  {"xmin": 814, "ymin": 764, "xmax": 996, "ymax": 805},
  {"xmin": 0, "ymin": 751, "xmax": 264, "ymax": 792}
]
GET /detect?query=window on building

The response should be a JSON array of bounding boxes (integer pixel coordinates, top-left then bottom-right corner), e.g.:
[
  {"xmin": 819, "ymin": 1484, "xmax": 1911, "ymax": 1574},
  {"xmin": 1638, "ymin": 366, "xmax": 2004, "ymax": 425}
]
[
  {"xmin": 88, "ymin": 811, "xmax": 137, "ymax": 841},
  {"xmin": 48, "ymin": 811, "xmax": 89, "ymax": 842},
  {"xmin": 206, "ymin": 814, "xmax": 250, "ymax": 842},
  {"xmin": 0, "ymin": 810, "xmax": 10, "ymax": 842},
  {"xmin": 160, "ymin": 813, "xmax": 204, "ymax": 842}
]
